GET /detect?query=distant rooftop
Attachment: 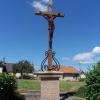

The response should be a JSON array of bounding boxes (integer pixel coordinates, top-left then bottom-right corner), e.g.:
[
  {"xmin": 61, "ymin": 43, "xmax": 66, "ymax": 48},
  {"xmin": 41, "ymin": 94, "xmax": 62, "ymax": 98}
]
[{"xmin": 59, "ymin": 65, "xmax": 79, "ymax": 74}]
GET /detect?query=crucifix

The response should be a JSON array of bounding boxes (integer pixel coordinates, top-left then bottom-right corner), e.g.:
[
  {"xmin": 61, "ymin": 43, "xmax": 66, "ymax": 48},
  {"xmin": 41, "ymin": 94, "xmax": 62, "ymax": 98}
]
[{"xmin": 35, "ymin": 0, "xmax": 64, "ymax": 71}]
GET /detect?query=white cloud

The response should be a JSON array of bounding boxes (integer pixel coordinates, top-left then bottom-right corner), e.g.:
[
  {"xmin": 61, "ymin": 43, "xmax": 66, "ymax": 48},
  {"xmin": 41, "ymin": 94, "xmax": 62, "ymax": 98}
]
[
  {"xmin": 79, "ymin": 61, "xmax": 97, "ymax": 64},
  {"xmin": 33, "ymin": 1, "xmax": 48, "ymax": 11},
  {"xmin": 72, "ymin": 46, "xmax": 100, "ymax": 64},
  {"xmin": 92, "ymin": 46, "xmax": 100, "ymax": 54},
  {"xmin": 32, "ymin": 0, "xmax": 50, "ymax": 12},
  {"xmin": 73, "ymin": 52, "xmax": 93, "ymax": 62}
]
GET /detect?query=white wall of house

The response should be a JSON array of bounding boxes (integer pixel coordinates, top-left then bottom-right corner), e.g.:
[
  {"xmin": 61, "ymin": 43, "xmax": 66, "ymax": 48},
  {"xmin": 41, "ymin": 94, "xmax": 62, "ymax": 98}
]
[
  {"xmin": 60, "ymin": 73, "xmax": 79, "ymax": 81},
  {"xmin": 59, "ymin": 75, "xmax": 63, "ymax": 80},
  {"xmin": 63, "ymin": 76, "xmax": 74, "ymax": 81},
  {"xmin": 0, "ymin": 68, "xmax": 2, "ymax": 73},
  {"xmin": 80, "ymin": 74, "xmax": 86, "ymax": 78},
  {"xmin": 15, "ymin": 73, "xmax": 36, "ymax": 79}
]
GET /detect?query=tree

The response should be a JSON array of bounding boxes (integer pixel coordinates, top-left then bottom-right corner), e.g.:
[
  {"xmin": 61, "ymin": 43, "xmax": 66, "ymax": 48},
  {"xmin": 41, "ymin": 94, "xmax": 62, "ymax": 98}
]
[
  {"xmin": 13, "ymin": 60, "xmax": 34, "ymax": 78},
  {"xmin": 85, "ymin": 62, "xmax": 100, "ymax": 100}
]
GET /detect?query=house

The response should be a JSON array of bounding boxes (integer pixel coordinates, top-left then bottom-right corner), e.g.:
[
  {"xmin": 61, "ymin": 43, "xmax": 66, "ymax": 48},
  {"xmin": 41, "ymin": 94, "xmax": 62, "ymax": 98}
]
[
  {"xmin": 4, "ymin": 63, "xmax": 35, "ymax": 79},
  {"xmin": 5, "ymin": 63, "xmax": 13, "ymax": 73},
  {"xmin": 79, "ymin": 71, "xmax": 86, "ymax": 79},
  {"xmin": 59, "ymin": 66, "xmax": 80, "ymax": 81},
  {"xmin": 0, "ymin": 63, "xmax": 8, "ymax": 73},
  {"xmin": 0, "ymin": 60, "xmax": 13, "ymax": 73},
  {"xmin": 0, "ymin": 61, "xmax": 3, "ymax": 73}
]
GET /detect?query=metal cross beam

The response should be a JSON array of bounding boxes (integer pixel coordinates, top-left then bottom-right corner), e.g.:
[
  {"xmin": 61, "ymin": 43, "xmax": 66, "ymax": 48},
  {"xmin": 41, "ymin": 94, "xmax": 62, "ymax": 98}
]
[{"xmin": 35, "ymin": 11, "xmax": 64, "ymax": 18}]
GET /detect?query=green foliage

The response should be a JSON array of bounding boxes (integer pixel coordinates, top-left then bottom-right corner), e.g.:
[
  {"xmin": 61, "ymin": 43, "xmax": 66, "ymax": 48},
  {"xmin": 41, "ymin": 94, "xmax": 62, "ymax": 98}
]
[
  {"xmin": 13, "ymin": 60, "xmax": 34, "ymax": 78},
  {"xmin": 0, "ymin": 73, "xmax": 17, "ymax": 94},
  {"xmin": 0, "ymin": 73, "xmax": 25, "ymax": 100},
  {"xmin": 74, "ymin": 86, "xmax": 86, "ymax": 98},
  {"xmin": 85, "ymin": 62, "xmax": 100, "ymax": 100}
]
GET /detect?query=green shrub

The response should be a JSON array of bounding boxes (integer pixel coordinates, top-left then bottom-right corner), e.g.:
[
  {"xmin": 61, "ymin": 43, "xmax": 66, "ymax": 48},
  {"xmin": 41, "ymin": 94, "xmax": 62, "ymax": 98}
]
[
  {"xmin": 0, "ymin": 73, "xmax": 25, "ymax": 100},
  {"xmin": 85, "ymin": 62, "xmax": 100, "ymax": 100},
  {"xmin": 74, "ymin": 86, "xmax": 86, "ymax": 98}
]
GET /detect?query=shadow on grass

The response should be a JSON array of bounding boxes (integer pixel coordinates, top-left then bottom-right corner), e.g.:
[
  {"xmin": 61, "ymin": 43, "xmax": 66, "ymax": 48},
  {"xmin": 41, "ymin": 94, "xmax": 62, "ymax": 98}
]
[
  {"xmin": 60, "ymin": 86, "xmax": 86, "ymax": 100},
  {"xmin": 60, "ymin": 91, "xmax": 76, "ymax": 100},
  {"xmin": 0, "ymin": 93, "xmax": 25, "ymax": 100}
]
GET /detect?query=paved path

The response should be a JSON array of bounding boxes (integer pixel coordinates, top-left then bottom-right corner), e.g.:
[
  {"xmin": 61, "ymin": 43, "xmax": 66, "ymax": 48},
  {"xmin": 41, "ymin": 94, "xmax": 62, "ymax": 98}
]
[
  {"xmin": 21, "ymin": 91, "xmax": 85, "ymax": 100},
  {"xmin": 65, "ymin": 96, "xmax": 84, "ymax": 100}
]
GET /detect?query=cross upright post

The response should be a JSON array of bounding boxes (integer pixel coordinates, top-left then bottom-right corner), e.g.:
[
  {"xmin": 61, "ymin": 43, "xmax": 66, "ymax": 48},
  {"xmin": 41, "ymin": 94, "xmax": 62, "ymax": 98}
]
[
  {"xmin": 35, "ymin": 0, "xmax": 64, "ymax": 71},
  {"xmin": 34, "ymin": 1, "xmax": 64, "ymax": 100}
]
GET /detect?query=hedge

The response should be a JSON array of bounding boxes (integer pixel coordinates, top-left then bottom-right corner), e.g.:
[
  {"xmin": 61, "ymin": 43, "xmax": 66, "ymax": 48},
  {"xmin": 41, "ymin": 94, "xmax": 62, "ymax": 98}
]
[{"xmin": 0, "ymin": 73, "xmax": 24, "ymax": 100}]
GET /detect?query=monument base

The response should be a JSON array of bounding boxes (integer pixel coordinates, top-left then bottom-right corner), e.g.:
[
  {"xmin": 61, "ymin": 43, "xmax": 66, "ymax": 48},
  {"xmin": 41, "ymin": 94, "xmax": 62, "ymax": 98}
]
[{"xmin": 35, "ymin": 71, "xmax": 63, "ymax": 100}]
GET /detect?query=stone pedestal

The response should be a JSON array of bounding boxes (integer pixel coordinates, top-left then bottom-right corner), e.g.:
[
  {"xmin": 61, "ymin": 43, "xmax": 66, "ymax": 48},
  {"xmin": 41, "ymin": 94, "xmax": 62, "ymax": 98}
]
[{"xmin": 35, "ymin": 71, "xmax": 63, "ymax": 100}]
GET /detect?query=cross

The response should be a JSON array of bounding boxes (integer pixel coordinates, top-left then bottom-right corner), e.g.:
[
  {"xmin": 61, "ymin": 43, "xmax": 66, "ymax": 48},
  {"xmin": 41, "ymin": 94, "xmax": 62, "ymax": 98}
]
[{"xmin": 35, "ymin": 0, "xmax": 64, "ymax": 71}]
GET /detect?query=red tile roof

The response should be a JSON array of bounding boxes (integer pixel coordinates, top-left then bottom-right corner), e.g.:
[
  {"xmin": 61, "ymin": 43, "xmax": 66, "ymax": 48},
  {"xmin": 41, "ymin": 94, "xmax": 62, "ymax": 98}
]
[{"xmin": 59, "ymin": 66, "xmax": 79, "ymax": 74}]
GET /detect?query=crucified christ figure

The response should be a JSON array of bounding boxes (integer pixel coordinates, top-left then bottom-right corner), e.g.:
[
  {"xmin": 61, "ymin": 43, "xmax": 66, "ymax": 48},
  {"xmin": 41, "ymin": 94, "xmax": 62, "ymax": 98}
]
[{"xmin": 48, "ymin": 15, "xmax": 55, "ymax": 49}]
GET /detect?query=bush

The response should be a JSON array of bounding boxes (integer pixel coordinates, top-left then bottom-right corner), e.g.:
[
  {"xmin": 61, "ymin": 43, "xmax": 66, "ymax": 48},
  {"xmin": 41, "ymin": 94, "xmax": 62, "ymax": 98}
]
[
  {"xmin": 85, "ymin": 62, "xmax": 100, "ymax": 100},
  {"xmin": 74, "ymin": 86, "xmax": 86, "ymax": 98},
  {"xmin": 0, "ymin": 73, "xmax": 25, "ymax": 100}
]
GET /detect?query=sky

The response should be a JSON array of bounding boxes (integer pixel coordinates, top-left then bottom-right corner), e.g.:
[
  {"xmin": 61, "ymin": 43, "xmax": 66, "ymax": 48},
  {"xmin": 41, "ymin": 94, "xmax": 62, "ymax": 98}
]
[{"xmin": 0, "ymin": 0, "xmax": 100, "ymax": 71}]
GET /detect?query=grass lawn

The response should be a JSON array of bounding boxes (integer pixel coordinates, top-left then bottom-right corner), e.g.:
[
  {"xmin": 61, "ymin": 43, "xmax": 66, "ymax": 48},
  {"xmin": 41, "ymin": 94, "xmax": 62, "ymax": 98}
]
[
  {"xmin": 17, "ymin": 79, "xmax": 85, "ymax": 92},
  {"xmin": 17, "ymin": 80, "xmax": 86, "ymax": 99},
  {"xmin": 60, "ymin": 81, "xmax": 85, "ymax": 92},
  {"xmin": 17, "ymin": 79, "xmax": 41, "ymax": 91}
]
